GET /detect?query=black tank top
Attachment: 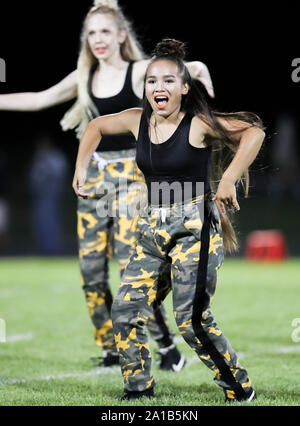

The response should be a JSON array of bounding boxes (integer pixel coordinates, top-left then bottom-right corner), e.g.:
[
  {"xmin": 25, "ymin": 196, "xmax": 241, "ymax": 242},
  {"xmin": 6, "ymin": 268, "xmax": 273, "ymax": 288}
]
[
  {"xmin": 136, "ymin": 112, "xmax": 211, "ymax": 205},
  {"xmin": 89, "ymin": 61, "xmax": 141, "ymax": 152}
]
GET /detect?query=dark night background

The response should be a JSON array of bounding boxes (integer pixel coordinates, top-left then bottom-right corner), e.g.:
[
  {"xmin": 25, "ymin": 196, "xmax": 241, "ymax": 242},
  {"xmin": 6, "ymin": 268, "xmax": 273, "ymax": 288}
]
[{"xmin": 0, "ymin": 1, "xmax": 299, "ymax": 256}]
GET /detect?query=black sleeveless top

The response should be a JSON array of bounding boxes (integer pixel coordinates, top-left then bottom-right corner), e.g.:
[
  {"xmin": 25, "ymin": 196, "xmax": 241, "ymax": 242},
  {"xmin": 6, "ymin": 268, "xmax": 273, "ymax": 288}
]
[
  {"xmin": 136, "ymin": 112, "xmax": 212, "ymax": 205},
  {"xmin": 89, "ymin": 61, "xmax": 141, "ymax": 152}
]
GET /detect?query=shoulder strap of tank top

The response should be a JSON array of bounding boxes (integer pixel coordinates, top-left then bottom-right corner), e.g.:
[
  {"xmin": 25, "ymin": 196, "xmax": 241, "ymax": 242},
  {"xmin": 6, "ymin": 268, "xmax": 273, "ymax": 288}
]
[
  {"xmin": 181, "ymin": 113, "xmax": 193, "ymax": 145},
  {"xmin": 123, "ymin": 61, "xmax": 137, "ymax": 98},
  {"xmin": 123, "ymin": 61, "xmax": 134, "ymax": 89},
  {"xmin": 87, "ymin": 62, "xmax": 99, "ymax": 117},
  {"xmin": 137, "ymin": 111, "xmax": 148, "ymax": 145}
]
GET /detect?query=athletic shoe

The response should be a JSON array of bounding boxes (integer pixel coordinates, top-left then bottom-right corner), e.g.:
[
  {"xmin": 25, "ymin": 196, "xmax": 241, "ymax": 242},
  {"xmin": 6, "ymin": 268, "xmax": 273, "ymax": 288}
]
[
  {"xmin": 121, "ymin": 388, "xmax": 155, "ymax": 400},
  {"xmin": 158, "ymin": 344, "xmax": 186, "ymax": 372},
  {"xmin": 90, "ymin": 351, "xmax": 119, "ymax": 367},
  {"xmin": 224, "ymin": 387, "xmax": 257, "ymax": 403}
]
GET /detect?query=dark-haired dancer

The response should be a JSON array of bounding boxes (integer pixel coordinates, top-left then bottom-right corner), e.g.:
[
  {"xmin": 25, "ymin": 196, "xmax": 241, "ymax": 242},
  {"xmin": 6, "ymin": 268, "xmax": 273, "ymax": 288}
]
[
  {"xmin": 74, "ymin": 38, "xmax": 265, "ymax": 402},
  {"xmin": 0, "ymin": 2, "xmax": 215, "ymax": 369}
]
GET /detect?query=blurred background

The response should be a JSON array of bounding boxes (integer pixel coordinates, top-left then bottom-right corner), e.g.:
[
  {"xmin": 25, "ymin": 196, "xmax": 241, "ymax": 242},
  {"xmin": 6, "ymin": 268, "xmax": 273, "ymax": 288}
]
[{"xmin": 0, "ymin": 1, "xmax": 299, "ymax": 258}]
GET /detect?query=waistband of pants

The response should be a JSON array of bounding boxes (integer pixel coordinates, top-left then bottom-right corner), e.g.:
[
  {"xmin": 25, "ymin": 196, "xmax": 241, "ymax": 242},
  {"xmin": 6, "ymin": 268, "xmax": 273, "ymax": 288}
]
[
  {"xmin": 92, "ymin": 149, "xmax": 136, "ymax": 170},
  {"xmin": 143, "ymin": 193, "xmax": 213, "ymax": 222},
  {"xmin": 149, "ymin": 192, "xmax": 212, "ymax": 210}
]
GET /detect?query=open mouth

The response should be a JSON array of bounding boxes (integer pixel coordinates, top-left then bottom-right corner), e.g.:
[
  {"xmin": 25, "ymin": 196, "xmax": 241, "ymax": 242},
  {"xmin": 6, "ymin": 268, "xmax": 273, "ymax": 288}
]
[
  {"xmin": 154, "ymin": 94, "xmax": 169, "ymax": 109},
  {"xmin": 96, "ymin": 47, "xmax": 106, "ymax": 54}
]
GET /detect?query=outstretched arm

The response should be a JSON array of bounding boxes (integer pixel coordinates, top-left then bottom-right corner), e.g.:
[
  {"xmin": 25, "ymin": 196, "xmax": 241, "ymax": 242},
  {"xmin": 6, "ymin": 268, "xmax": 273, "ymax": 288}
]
[
  {"xmin": 186, "ymin": 61, "xmax": 215, "ymax": 98},
  {"xmin": 0, "ymin": 70, "xmax": 78, "ymax": 111},
  {"xmin": 73, "ymin": 108, "xmax": 142, "ymax": 198}
]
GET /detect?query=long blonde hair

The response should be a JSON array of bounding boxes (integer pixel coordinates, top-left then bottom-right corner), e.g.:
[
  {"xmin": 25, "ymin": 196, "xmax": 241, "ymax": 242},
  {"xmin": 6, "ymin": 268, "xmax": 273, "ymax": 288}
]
[{"xmin": 60, "ymin": 0, "xmax": 145, "ymax": 138}]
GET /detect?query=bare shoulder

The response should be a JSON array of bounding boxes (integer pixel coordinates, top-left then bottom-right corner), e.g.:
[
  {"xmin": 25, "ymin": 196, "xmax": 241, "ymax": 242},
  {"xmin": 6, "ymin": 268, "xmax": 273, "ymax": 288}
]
[
  {"xmin": 132, "ymin": 59, "xmax": 151, "ymax": 98},
  {"xmin": 90, "ymin": 108, "xmax": 143, "ymax": 139},
  {"xmin": 191, "ymin": 115, "xmax": 209, "ymax": 130},
  {"xmin": 122, "ymin": 107, "xmax": 143, "ymax": 120},
  {"xmin": 123, "ymin": 108, "xmax": 143, "ymax": 138},
  {"xmin": 217, "ymin": 115, "xmax": 265, "ymax": 141},
  {"xmin": 189, "ymin": 115, "xmax": 211, "ymax": 148},
  {"xmin": 191, "ymin": 115, "xmax": 212, "ymax": 135},
  {"xmin": 132, "ymin": 59, "xmax": 151, "ymax": 76},
  {"xmin": 217, "ymin": 116, "xmax": 251, "ymax": 132}
]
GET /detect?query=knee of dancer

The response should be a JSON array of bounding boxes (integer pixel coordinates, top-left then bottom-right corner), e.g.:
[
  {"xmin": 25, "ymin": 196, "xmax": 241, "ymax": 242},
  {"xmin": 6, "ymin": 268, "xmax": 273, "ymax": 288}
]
[
  {"xmin": 112, "ymin": 298, "xmax": 148, "ymax": 330},
  {"xmin": 175, "ymin": 307, "xmax": 219, "ymax": 343},
  {"xmin": 111, "ymin": 298, "xmax": 132, "ymax": 325}
]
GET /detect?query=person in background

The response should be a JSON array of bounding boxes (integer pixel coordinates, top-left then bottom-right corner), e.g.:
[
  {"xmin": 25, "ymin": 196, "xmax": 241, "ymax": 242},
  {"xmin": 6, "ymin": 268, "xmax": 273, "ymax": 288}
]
[{"xmin": 29, "ymin": 135, "xmax": 68, "ymax": 255}]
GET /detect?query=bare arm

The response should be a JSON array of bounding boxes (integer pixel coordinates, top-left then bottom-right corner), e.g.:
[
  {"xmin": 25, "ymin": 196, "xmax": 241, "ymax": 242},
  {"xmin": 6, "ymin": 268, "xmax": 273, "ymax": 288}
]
[
  {"xmin": 204, "ymin": 118, "xmax": 265, "ymax": 211},
  {"xmin": 216, "ymin": 122, "xmax": 265, "ymax": 212},
  {"xmin": 73, "ymin": 108, "xmax": 142, "ymax": 198},
  {"xmin": 132, "ymin": 59, "xmax": 151, "ymax": 99},
  {"xmin": 0, "ymin": 70, "xmax": 78, "ymax": 111},
  {"xmin": 186, "ymin": 61, "xmax": 215, "ymax": 98},
  {"xmin": 220, "ymin": 126, "xmax": 265, "ymax": 185}
]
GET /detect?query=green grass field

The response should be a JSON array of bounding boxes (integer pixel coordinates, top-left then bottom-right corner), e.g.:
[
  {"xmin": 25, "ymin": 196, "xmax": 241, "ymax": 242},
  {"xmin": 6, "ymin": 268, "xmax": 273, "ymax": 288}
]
[{"xmin": 0, "ymin": 257, "xmax": 299, "ymax": 406}]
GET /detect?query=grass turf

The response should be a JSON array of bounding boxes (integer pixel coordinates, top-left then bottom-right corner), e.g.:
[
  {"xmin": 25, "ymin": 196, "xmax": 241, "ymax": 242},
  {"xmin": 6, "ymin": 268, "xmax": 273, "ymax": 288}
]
[{"xmin": 0, "ymin": 257, "xmax": 299, "ymax": 406}]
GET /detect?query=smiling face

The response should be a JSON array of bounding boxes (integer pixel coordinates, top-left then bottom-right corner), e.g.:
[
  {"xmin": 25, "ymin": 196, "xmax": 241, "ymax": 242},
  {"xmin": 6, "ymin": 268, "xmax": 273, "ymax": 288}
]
[
  {"xmin": 86, "ymin": 13, "xmax": 127, "ymax": 60},
  {"xmin": 145, "ymin": 59, "xmax": 189, "ymax": 117}
]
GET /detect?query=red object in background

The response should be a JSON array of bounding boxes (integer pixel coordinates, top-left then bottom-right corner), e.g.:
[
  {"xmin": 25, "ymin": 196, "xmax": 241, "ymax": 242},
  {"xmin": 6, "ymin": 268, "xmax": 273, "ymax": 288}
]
[{"xmin": 245, "ymin": 230, "xmax": 287, "ymax": 261}]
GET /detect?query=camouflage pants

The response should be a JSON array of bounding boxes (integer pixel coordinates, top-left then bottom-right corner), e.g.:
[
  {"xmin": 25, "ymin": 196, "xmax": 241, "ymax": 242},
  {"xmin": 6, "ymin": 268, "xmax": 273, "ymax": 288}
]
[
  {"xmin": 78, "ymin": 149, "xmax": 174, "ymax": 352},
  {"xmin": 111, "ymin": 197, "xmax": 252, "ymax": 399}
]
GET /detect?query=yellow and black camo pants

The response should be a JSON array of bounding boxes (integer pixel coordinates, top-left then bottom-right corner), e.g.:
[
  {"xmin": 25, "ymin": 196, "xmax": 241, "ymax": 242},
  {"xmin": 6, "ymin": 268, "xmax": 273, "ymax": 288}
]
[
  {"xmin": 111, "ymin": 197, "xmax": 252, "ymax": 399},
  {"xmin": 77, "ymin": 149, "xmax": 175, "ymax": 352}
]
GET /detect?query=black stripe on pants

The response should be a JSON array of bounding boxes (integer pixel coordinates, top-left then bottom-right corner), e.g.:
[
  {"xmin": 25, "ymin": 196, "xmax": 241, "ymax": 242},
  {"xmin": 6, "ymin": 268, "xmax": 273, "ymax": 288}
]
[
  {"xmin": 153, "ymin": 301, "xmax": 173, "ymax": 348},
  {"xmin": 191, "ymin": 213, "xmax": 247, "ymax": 400}
]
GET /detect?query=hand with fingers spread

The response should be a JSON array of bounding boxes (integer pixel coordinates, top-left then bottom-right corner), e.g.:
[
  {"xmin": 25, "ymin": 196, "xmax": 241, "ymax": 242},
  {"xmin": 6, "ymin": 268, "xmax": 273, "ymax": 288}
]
[{"xmin": 213, "ymin": 178, "xmax": 240, "ymax": 215}]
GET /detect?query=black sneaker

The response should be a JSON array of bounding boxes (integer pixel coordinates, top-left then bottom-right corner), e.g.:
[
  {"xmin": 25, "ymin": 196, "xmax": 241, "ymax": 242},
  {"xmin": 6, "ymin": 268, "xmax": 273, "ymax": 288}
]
[
  {"xmin": 90, "ymin": 352, "xmax": 120, "ymax": 367},
  {"xmin": 121, "ymin": 388, "xmax": 155, "ymax": 401},
  {"xmin": 159, "ymin": 345, "xmax": 186, "ymax": 372},
  {"xmin": 224, "ymin": 387, "xmax": 257, "ymax": 403}
]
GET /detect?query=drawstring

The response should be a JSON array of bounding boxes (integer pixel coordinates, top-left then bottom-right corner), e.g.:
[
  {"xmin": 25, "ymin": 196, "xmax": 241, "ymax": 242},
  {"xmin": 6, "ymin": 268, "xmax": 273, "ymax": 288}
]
[
  {"xmin": 92, "ymin": 152, "xmax": 135, "ymax": 171},
  {"xmin": 159, "ymin": 207, "xmax": 167, "ymax": 223}
]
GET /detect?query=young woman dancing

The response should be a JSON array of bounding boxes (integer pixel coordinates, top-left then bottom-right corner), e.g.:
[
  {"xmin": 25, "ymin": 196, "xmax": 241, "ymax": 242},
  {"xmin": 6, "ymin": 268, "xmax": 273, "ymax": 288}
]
[
  {"xmin": 0, "ymin": 1, "xmax": 215, "ymax": 369},
  {"xmin": 73, "ymin": 38, "xmax": 265, "ymax": 401}
]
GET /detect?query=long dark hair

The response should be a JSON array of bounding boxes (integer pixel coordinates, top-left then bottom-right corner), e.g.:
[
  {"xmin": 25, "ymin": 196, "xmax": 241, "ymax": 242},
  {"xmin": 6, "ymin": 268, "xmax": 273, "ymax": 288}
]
[{"xmin": 143, "ymin": 38, "xmax": 265, "ymax": 253}]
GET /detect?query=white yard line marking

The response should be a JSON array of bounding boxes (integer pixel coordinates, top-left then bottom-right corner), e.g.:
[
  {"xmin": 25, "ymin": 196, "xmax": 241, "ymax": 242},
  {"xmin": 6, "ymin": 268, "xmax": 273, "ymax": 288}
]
[
  {"xmin": 6, "ymin": 332, "xmax": 34, "ymax": 343},
  {"xmin": 0, "ymin": 356, "xmax": 203, "ymax": 386},
  {"xmin": 173, "ymin": 335, "xmax": 185, "ymax": 345},
  {"xmin": 3, "ymin": 345, "xmax": 297, "ymax": 387},
  {"xmin": 0, "ymin": 289, "xmax": 29, "ymax": 298},
  {"xmin": 0, "ymin": 290, "xmax": 16, "ymax": 299},
  {"xmin": 185, "ymin": 356, "xmax": 199, "ymax": 367},
  {"xmin": 275, "ymin": 345, "xmax": 300, "ymax": 354},
  {"xmin": 0, "ymin": 366, "xmax": 119, "ymax": 386},
  {"xmin": 40, "ymin": 366, "xmax": 119, "ymax": 381}
]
